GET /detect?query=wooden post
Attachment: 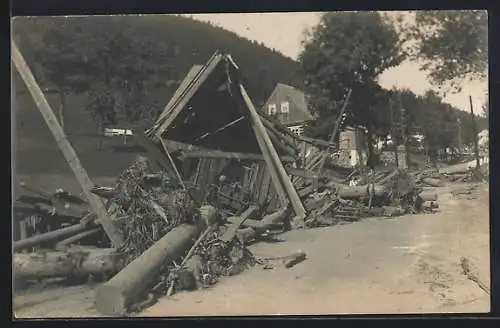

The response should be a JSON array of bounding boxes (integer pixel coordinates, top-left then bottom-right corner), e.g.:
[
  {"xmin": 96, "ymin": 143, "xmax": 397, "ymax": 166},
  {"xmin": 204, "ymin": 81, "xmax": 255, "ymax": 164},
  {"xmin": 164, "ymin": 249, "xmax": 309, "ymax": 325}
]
[
  {"xmin": 317, "ymin": 89, "xmax": 352, "ymax": 175},
  {"xmin": 240, "ymin": 84, "xmax": 306, "ymax": 219},
  {"xmin": 469, "ymin": 96, "xmax": 481, "ymax": 170},
  {"xmin": 11, "ymin": 40, "xmax": 124, "ymax": 247}
]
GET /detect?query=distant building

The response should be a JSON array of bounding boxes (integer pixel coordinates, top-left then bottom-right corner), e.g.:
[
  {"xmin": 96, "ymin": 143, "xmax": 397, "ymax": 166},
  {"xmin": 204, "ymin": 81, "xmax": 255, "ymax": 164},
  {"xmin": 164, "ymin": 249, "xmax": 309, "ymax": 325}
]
[
  {"xmin": 336, "ymin": 125, "xmax": 368, "ymax": 167},
  {"xmin": 262, "ymin": 83, "xmax": 314, "ymax": 136}
]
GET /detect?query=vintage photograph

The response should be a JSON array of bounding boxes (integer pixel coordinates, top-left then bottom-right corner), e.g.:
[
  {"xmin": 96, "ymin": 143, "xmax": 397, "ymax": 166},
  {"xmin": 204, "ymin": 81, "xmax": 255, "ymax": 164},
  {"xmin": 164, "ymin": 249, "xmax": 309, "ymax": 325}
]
[{"xmin": 11, "ymin": 11, "xmax": 489, "ymax": 317}]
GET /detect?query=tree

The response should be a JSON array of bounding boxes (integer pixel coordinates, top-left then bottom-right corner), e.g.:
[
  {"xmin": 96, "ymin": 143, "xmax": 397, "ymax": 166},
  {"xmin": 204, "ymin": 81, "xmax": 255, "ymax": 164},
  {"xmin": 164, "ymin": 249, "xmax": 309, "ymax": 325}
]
[
  {"xmin": 298, "ymin": 11, "xmax": 405, "ymax": 162},
  {"xmin": 13, "ymin": 15, "xmax": 302, "ymax": 132},
  {"xmin": 399, "ymin": 10, "xmax": 487, "ymax": 90}
]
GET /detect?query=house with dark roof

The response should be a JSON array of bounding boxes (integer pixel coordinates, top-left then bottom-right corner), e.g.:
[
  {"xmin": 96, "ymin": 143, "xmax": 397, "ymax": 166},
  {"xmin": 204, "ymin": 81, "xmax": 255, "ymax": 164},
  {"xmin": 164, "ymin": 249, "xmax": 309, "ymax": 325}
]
[{"xmin": 262, "ymin": 83, "xmax": 314, "ymax": 136}]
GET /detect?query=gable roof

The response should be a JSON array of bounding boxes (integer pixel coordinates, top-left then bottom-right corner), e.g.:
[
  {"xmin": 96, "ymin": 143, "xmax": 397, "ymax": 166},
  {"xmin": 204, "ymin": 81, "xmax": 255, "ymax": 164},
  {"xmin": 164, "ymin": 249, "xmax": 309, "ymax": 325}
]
[
  {"xmin": 262, "ymin": 83, "xmax": 314, "ymax": 125},
  {"xmin": 146, "ymin": 53, "xmax": 292, "ymax": 156}
]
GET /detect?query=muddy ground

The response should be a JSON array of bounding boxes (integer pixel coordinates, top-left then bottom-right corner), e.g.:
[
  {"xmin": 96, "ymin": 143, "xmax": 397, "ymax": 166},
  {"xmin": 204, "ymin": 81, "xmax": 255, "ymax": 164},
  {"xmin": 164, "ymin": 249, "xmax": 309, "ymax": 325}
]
[{"xmin": 12, "ymin": 181, "xmax": 490, "ymax": 318}]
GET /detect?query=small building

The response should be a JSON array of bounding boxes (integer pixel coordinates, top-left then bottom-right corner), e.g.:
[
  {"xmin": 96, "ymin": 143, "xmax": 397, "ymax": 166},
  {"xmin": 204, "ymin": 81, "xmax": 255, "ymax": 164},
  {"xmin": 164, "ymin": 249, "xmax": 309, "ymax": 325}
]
[
  {"xmin": 336, "ymin": 125, "xmax": 368, "ymax": 168},
  {"xmin": 262, "ymin": 83, "xmax": 314, "ymax": 136}
]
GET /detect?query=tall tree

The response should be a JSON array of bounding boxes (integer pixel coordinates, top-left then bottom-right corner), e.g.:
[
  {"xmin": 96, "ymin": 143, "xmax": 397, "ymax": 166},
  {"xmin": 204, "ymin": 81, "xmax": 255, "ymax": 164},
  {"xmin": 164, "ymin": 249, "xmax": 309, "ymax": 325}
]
[
  {"xmin": 400, "ymin": 10, "xmax": 487, "ymax": 90},
  {"xmin": 298, "ymin": 11, "xmax": 405, "ymax": 161}
]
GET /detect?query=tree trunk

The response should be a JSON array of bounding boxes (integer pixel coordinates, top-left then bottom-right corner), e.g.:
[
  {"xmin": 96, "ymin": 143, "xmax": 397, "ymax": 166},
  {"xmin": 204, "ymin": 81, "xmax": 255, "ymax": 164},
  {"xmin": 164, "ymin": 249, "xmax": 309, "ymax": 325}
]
[
  {"xmin": 13, "ymin": 247, "xmax": 123, "ymax": 282},
  {"xmin": 13, "ymin": 223, "xmax": 95, "ymax": 252},
  {"xmin": 95, "ymin": 224, "xmax": 201, "ymax": 315},
  {"xmin": 366, "ymin": 125, "xmax": 375, "ymax": 169}
]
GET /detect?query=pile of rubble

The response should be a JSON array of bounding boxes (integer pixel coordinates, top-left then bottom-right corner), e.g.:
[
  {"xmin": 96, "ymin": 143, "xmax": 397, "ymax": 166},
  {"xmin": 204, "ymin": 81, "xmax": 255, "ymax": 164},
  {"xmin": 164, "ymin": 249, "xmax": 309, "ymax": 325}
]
[{"xmin": 12, "ymin": 52, "xmax": 445, "ymax": 316}]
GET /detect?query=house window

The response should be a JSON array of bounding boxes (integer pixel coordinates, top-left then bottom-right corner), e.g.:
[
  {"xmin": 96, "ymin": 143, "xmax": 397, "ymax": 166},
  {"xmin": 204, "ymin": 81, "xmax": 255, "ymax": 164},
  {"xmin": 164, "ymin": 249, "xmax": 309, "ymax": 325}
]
[
  {"xmin": 280, "ymin": 101, "xmax": 290, "ymax": 122},
  {"xmin": 268, "ymin": 104, "xmax": 277, "ymax": 115},
  {"xmin": 280, "ymin": 101, "xmax": 290, "ymax": 113}
]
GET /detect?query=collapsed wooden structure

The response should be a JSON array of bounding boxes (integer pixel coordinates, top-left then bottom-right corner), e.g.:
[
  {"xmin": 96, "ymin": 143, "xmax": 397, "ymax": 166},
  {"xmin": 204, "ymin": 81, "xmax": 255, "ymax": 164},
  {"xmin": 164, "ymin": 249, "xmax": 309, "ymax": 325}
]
[{"xmin": 138, "ymin": 53, "xmax": 312, "ymax": 223}]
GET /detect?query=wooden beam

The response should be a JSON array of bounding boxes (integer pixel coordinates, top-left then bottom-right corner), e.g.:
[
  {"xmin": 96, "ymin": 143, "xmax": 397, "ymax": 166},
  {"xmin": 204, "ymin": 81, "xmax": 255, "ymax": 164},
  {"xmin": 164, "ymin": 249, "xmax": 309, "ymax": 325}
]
[
  {"xmin": 11, "ymin": 40, "xmax": 124, "ymax": 248},
  {"xmin": 240, "ymin": 84, "xmax": 306, "ymax": 219},
  {"xmin": 316, "ymin": 89, "xmax": 352, "ymax": 176},
  {"xmin": 178, "ymin": 148, "xmax": 295, "ymax": 162}
]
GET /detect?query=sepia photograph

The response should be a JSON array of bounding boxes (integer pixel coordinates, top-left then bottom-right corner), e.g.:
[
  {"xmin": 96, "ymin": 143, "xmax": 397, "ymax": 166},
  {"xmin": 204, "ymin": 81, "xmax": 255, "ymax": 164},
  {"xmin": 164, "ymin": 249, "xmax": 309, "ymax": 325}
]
[{"xmin": 11, "ymin": 11, "xmax": 489, "ymax": 318}]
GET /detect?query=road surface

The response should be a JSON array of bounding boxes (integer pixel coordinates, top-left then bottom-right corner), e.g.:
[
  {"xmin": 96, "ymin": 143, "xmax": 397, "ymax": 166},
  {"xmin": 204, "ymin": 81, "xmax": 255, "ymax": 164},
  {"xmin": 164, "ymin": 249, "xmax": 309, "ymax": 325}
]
[{"xmin": 13, "ymin": 182, "xmax": 490, "ymax": 318}]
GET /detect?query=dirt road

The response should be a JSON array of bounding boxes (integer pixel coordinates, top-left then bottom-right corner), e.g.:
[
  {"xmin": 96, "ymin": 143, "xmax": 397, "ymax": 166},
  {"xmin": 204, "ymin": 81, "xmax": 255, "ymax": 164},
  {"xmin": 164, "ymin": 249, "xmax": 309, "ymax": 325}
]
[{"xmin": 13, "ymin": 182, "xmax": 490, "ymax": 318}]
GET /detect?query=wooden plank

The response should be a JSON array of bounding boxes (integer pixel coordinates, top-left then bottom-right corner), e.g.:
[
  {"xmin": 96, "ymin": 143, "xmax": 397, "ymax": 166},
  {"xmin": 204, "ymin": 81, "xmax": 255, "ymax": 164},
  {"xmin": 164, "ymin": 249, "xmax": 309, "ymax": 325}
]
[
  {"xmin": 258, "ymin": 167, "xmax": 272, "ymax": 205},
  {"xmin": 240, "ymin": 84, "xmax": 306, "ymax": 219},
  {"xmin": 11, "ymin": 40, "xmax": 123, "ymax": 247},
  {"xmin": 252, "ymin": 164, "xmax": 265, "ymax": 205},
  {"xmin": 219, "ymin": 205, "xmax": 258, "ymax": 243}
]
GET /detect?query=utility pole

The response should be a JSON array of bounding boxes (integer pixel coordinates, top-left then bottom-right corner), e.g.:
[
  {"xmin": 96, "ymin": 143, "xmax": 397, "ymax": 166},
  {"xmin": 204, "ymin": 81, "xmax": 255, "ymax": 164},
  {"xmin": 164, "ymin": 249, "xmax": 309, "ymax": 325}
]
[
  {"xmin": 389, "ymin": 97, "xmax": 398, "ymax": 167},
  {"xmin": 469, "ymin": 96, "xmax": 480, "ymax": 170}
]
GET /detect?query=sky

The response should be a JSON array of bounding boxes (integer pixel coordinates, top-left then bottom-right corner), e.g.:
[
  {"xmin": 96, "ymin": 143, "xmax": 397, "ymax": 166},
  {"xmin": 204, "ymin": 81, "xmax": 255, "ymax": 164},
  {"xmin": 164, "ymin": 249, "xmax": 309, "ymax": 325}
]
[{"xmin": 185, "ymin": 12, "xmax": 488, "ymax": 112}]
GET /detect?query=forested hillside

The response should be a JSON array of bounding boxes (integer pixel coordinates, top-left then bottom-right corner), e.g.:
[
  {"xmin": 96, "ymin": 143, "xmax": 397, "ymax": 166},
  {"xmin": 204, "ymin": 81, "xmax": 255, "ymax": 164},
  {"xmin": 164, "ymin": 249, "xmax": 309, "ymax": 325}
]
[
  {"xmin": 12, "ymin": 15, "xmax": 300, "ymax": 130},
  {"xmin": 12, "ymin": 14, "xmax": 487, "ymax": 154}
]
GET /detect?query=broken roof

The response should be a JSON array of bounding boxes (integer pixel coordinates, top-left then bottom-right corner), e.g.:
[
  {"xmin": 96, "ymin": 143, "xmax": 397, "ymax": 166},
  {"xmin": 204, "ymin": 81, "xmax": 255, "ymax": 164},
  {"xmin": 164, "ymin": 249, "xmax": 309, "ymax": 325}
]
[{"xmin": 147, "ymin": 53, "xmax": 291, "ymax": 156}]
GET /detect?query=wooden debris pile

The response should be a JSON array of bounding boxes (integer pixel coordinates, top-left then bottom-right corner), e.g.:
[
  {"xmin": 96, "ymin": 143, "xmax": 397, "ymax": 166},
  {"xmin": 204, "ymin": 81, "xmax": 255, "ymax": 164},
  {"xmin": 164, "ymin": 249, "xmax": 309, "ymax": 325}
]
[
  {"xmin": 412, "ymin": 160, "xmax": 488, "ymax": 186},
  {"xmin": 300, "ymin": 168, "xmax": 434, "ymax": 227}
]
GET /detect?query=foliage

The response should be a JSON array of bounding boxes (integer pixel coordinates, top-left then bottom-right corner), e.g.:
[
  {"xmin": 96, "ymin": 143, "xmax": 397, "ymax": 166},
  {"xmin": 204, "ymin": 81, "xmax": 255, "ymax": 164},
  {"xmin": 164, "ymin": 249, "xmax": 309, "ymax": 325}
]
[
  {"xmin": 297, "ymin": 11, "xmax": 405, "ymax": 151},
  {"xmin": 398, "ymin": 10, "xmax": 487, "ymax": 90},
  {"xmin": 389, "ymin": 88, "xmax": 488, "ymax": 152},
  {"xmin": 12, "ymin": 15, "xmax": 299, "ymax": 128}
]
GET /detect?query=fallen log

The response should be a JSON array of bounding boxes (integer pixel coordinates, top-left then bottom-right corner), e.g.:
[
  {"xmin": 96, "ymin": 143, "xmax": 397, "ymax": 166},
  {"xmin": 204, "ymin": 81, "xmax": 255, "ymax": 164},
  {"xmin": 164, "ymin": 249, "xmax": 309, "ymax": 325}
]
[
  {"xmin": 95, "ymin": 224, "xmax": 201, "ymax": 315},
  {"xmin": 55, "ymin": 228, "xmax": 102, "ymax": 251},
  {"xmin": 13, "ymin": 222, "xmax": 95, "ymax": 252},
  {"xmin": 235, "ymin": 207, "xmax": 289, "ymax": 243},
  {"xmin": 422, "ymin": 177, "xmax": 445, "ymax": 187},
  {"xmin": 336, "ymin": 184, "xmax": 386, "ymax": 199},
  {"xmin": 419, "ymin": 191, "xmax": 438, "ymax": 202},
  {"xmin": 382, "ymin": 206, "xmax": 405, "ymax": 217},
  {"xmin": 13, "ymin": 247, "xmax": 123, "ymax": 281}
]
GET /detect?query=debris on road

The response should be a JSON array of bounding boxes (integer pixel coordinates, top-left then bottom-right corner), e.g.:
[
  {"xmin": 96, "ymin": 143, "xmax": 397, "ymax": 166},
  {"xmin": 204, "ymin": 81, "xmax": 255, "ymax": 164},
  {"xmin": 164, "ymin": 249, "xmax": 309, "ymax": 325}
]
[
  {"xmin": 460, "ymin": 257, "xmax": 490, "ymax": 295},
  {"xmin": 13, "ymin": 52, "xmax": 461, "ymax": 316}
]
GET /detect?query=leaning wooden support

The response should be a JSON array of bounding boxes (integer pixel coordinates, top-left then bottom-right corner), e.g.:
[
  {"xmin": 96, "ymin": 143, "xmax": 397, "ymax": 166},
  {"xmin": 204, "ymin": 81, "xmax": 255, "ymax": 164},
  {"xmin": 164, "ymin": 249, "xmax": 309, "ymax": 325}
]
[
  {"xmin": 13, "ymin": 247, "xmax": 123, "ymax": 282},
  {"xmin": 11, "ymin": 41, "xmax": 124, "ymax": 247},
  {"xmin": 95, "ymin": 224, "xmax": 201, "ymax": 315},
  {"xmin": 316, "ymin": 89, "xmax": 352, "ymax": 176},
  {"xmin": 13, "ymin": 222, "xmax": 95, "ymax": 252},
  {"xmin": 240, "ymin": 84, "xmax": 306, "ymax": 220}
]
